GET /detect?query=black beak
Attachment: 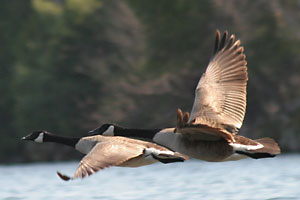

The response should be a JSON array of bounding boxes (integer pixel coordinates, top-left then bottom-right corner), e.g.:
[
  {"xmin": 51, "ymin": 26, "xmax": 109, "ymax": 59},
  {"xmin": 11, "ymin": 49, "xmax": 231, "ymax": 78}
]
[
  {"xmin": 88, "ymin": 127, "xmax": 99, "ymax": 135},
  {"xmin": 88, "ymin": 130, "xmax": 96, "ymax": 135},
  {"xmin": 21, "ymin": 135, "xmax": 30, "ymax": 141}
]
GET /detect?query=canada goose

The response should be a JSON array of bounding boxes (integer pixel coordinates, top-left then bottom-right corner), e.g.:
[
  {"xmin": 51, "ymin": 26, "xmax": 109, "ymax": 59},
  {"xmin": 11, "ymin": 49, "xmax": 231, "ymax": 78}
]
[
  {"xmin": 89, "ymin": 30, "xmax": 280, "ymax": 161},
  {"xmin": 22, "ymin": 131, "xmax": 188, "ymax": 180}
]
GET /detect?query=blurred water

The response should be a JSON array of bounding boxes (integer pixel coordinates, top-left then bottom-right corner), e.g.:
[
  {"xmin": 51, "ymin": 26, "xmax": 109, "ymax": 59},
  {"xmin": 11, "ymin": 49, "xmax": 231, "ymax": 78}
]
[{"xmin": 0, "ymin": 154, "xmax": 299, "ymax": 200}]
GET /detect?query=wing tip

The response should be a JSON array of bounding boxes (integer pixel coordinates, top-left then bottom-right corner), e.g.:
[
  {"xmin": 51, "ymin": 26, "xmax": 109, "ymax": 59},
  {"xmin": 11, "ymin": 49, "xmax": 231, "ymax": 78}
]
[
  {"xmin": 214, "ymin": 30, "xmax": 221, "ymax": 54},
  {"xmin": 176, "ymin": 152, "xmax": 190, "ymax": 161},
  {"xmin": 177, "ymin": 108, "xmax": 191, "ymax": 129},
  {"xmin": 177, "ymin": 108, "xmax": 183, "ymax": 128},
  {"xmin": 213, "ymin": 30, "xmax": 242, "ymax": 56},
  {"xmin": 57, "ymin": 171, "xmax": 71, "ymax": 181}
]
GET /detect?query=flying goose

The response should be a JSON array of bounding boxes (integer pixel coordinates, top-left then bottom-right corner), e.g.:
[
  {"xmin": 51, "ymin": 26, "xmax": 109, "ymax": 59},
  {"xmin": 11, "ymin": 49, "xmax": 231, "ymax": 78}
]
[
  {"xmin": 22, "ymin": 131, "xmax": 188, "ymax": 180},
  {"xmin": 89, "ymin": 30, "xmax": 280, "ymax": 161}
]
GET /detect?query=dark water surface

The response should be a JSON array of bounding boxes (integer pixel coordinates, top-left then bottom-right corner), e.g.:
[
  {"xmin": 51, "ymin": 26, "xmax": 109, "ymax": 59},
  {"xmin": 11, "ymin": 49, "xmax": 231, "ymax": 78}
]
[{"xmin": 1, "ymin": 154, "xmax": 299, "ymax": 200}]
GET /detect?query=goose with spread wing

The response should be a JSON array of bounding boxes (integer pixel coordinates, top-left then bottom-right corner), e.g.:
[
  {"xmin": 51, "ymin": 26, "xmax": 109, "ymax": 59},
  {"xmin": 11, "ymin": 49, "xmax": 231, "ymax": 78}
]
[
  {"xmin": 22, "ymin": 131, "xmax": 188, "ymax": 180},
  {"xmin": 90, "ymin": 30, "xmax": 280, "ymax": 161}
]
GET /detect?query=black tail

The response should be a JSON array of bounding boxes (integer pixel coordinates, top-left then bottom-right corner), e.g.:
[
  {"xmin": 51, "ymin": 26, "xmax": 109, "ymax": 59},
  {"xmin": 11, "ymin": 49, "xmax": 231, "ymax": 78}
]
[
  {"xmin": 152, "ymin": 152, "xmax": 189, "ymax": 164},
  {"xmin": 236, "ymin": 137, "xmax": 280, "ymax": 159}
]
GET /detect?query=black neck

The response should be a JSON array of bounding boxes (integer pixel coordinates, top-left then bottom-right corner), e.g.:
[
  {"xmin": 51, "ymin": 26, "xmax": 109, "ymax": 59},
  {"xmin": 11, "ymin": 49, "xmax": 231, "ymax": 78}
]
[
  {"xmin": 114, "ymin": 126, "xmax": 162, "ymax": 140},
  {"xmin": 44, "ymin": 133, "xmax": 80, "ymax": 148}
]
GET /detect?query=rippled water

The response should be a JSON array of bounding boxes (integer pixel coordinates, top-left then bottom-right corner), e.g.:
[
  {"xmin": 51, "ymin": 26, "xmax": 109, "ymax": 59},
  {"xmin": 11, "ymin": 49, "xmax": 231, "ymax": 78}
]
[{"xmin": 1, "ymin": 154, "xmax": 300, "ymax": 200}]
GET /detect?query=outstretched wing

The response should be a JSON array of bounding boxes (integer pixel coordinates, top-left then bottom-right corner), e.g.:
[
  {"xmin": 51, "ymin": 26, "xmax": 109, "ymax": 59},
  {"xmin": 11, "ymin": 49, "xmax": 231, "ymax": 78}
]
[
  {"xmin": 57, "ymin": 142, "xmax": 144, "ymax": 180},
  {"xmin": 188, "ymin": 30, "xmax": 248, "ymax": 134}
]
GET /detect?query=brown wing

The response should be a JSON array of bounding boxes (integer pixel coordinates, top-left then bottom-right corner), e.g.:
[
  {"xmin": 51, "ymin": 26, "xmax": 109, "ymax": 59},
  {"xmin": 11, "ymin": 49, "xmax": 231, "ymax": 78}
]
[
  {"xmin": 188, "ymin": 30, "xmax": 248, "ymax": 134},
  {"xmin": 57, "ymin": 142, "xmax": 144, "ymax": 181}
]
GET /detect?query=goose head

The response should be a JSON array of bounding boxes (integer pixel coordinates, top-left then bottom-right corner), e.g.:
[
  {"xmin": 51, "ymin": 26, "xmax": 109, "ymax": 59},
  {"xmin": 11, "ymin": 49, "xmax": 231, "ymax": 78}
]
[
  {"xmin": 22, "ymin": 131, "xmax": 46, "ymax": 143},
  {"xmin": 88, "ymin": 123, "xmax": 116, "ymax": 136}
]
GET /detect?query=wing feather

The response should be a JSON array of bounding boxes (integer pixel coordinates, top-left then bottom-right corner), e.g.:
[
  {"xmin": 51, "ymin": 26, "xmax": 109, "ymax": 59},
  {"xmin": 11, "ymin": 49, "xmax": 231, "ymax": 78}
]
[
  {"xmin": 62, "ymin": 142, "xmax": 144, "ymax": 180},
  {"xmin": 188, "ymin": 30, "xmax": 248, "ymax": 133}
]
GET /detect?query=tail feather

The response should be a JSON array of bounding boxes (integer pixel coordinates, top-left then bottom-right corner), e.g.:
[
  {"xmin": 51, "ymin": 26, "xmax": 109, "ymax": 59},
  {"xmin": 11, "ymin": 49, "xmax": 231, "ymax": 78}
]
[
  {"xmin": 255, "ymin": 137, "xmax": 281, "ymax": 155},
  {"xmin": 235, "ymin": 137, "xmax": 280, "ymax": 159},
  {"xmin": 152, "ymin": 152, "xmax": 189, "ymax": 164}
]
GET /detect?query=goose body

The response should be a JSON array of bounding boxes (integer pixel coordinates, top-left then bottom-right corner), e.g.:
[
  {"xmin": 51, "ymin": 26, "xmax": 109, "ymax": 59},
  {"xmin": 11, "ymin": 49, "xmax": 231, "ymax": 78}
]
[
  {"xmin": 152, "ymin": 128, "xmax": 234, "ymax": 162},
  {"xmin": 89, "ymin": 30, "xmax": 280, "ymax": 161},
  {"xmin": 22, "ymin": 131, "xmax": 188, "ymax": 180},
  {"xmin": 89, "ymin": 124, "xmax": 279, "ymax": 162}
]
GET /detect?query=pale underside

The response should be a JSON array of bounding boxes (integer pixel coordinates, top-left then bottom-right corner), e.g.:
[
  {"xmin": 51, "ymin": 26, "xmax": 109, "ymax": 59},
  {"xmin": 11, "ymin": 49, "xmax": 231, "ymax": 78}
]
[{"xmin": 58, "ymin": 136, "xmax": 188, "ymax": 180}]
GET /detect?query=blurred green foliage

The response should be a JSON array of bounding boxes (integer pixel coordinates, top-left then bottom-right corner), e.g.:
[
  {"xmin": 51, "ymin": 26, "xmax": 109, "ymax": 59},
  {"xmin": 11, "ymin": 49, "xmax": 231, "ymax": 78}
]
[{"xmin": 0, "ymin": 0, "xmax": 299, "ymax": 162}]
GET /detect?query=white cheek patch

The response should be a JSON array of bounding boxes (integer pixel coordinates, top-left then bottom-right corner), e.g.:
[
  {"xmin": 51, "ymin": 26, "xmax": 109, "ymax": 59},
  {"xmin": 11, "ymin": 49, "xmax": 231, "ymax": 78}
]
[
  {"xmin": 103, "ymin": 125, "xmax": 115, "ymax": 136},
  {"xmin": 34, "ymin": 133, "xmax": 44, "ymax": 143}
]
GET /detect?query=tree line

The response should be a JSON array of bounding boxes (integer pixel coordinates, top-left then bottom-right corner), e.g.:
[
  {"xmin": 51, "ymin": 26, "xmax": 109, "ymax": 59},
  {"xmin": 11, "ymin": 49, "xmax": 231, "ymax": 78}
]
[{"xmin": 0, "ymin": 0, "xmax": 299, "ymax": 162}]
